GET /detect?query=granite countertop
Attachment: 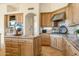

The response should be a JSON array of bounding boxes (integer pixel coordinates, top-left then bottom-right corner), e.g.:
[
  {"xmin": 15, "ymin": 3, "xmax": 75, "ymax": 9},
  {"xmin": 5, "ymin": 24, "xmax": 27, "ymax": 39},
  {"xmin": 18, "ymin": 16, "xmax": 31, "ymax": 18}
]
[
  {"xmin": 50, "ymin": 33, "xmax": 79, "ymax": 51},
  {"xmin": 64, "ymin": 34, "xmax": 79, "ymax": 51},
  {"xmin": 4, "ymin": 35, "xmax": 39, "ymax": 39},
  {"xmin": 50, "ymin": 34, "xmax": 63, "ymax": 37}
]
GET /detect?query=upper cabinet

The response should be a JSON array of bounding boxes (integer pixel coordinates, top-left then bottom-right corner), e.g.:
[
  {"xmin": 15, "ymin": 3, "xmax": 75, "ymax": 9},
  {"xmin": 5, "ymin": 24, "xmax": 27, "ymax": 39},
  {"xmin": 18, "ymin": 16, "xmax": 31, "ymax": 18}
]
[
  {"xmin": 66, "ymin": 3, "xmax": 79, "ymax": 25},
  {"xmin": 72, "ymin": 4, "xmax": 79, "ymax": 24},
  {"xmin": 4, "ymin": 13, "xmax": 23, "ymax": 30},
  {"xmin": 40, "ymin": 7, "xmax": 67, "ymax": 27},
  {"xmin": 66, "ymin": 4, "xmax": 74, "ymax": 25},
  {"xmin": 40, "ymin": 12, "xmax": 53, "ymax": 27},
  {"xmin": 5, "ymin": 13, "xmax": 23, "ymax": 23},
  {"xmin": 15, "ymin": 13, "xmax": 23, "ymax": 23}
]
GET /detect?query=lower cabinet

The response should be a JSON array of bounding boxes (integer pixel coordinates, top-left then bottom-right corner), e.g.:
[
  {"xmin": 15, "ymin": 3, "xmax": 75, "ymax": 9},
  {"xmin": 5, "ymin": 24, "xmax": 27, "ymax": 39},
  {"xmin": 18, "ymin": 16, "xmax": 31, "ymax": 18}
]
[
  {"xmin": 56, "ymin": 37, "xmax": 63, "ymax": 50},
  {"xmin": 50, "ymin": 36, "xmax": 63, "ymax": 50},
  {"xmin": 20, "ymin": 39, "xmax": 34, "ymax": 56},
  {"xmin": 5, "ymin": 39, "xmax": 20, "ymax": 56},
  {"xmin": 34, "ymin": 36, "xmax": 41, "ymax": 56},
  {"xmin": 5, "ymin": 37, "xmax": 41, "ymax": 56},
  {"xmin": 41, "ymin": 34, "xmax": 50, "ymax": 46},
  {"xmin": 50, "ymin": 37, "xmax": 56, "ymax": 48}
]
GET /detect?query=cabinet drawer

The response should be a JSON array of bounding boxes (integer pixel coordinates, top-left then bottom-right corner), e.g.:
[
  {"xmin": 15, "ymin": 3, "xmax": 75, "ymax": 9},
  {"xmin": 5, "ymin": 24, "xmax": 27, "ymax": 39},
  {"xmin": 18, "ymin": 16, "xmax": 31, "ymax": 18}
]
[
  {"xmin": 5, "ymin": 43, "xmax": 12, "ymax": 47},
  {"xmin": 5, "ymin": 41, "xmax": 12, "ymax": 44},
  {"xmin": 6, "ymin": 48, "xmax": 19, "ymax": 53},
  {"xmin": 6, "ymin": 53, "xmax": 19, "ymax": 56},
  {"xmin": 5, "ymin": 43, "xmax": 19, "ymax": 48},
  {"xmin": 11, "ymin": 43, "xmax": 19, "ymax": 48}
]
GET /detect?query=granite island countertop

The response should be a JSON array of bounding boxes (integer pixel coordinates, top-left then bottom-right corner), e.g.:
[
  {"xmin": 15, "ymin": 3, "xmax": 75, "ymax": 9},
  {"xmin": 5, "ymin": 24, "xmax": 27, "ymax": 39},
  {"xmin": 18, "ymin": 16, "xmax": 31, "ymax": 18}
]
[{"xmin": 4, "ymin": 35, "xmax": 40, "ymax": 39}]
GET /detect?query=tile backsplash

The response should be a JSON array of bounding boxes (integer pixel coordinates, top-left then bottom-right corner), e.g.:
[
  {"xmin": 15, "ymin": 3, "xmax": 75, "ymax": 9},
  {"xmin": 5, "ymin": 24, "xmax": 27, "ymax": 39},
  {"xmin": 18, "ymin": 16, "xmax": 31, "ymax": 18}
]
[{"xmin": 68, "ymin": 25, "xmax": 79, "ymax": 35}]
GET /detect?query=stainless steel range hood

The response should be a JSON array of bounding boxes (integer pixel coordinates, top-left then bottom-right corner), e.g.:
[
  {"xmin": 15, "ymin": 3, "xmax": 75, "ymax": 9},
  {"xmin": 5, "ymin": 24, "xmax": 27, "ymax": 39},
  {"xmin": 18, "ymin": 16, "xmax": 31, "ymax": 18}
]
[{"xmin": 51, "ymin": 12, "xmax": 66, "ymax": 21}]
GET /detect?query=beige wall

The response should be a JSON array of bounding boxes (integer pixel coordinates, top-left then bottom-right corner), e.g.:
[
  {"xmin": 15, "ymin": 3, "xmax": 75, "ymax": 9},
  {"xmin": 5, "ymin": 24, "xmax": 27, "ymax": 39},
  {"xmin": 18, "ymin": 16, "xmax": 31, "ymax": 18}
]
[
  {"xmin": 0, "ymin": 4, "xmax": 6, "ymax": 48},
  {"xmin": 40, "ymin": 3, "xmax": 68, "ymax": 12},
  {"xmin": 0, "ymin": 4, "xmax": 7, "ymax": 55}
]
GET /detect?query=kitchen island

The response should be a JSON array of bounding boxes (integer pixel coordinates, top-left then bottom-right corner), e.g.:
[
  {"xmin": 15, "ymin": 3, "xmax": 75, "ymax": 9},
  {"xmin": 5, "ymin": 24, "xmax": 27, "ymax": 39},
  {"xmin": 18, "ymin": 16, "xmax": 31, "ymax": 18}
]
[{"xmin": 4, "ymin": 35, "xmax": 41, "ymax": 56}]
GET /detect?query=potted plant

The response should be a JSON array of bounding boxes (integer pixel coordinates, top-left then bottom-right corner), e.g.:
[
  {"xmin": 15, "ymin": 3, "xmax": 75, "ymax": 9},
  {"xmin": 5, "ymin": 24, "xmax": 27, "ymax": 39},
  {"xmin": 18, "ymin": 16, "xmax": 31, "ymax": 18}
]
[{"xmin": 76, "ymin": 29, "xmax": 79, "ymax": 38}]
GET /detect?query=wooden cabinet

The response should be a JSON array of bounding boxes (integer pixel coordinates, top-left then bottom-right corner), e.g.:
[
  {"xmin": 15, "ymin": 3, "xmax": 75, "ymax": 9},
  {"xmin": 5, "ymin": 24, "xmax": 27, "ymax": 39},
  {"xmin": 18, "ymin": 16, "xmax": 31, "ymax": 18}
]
[
  {"xmin": 5, "ymin": 37, "xmax": 41, "ymax": 56},
  {"xmin": 5, "ymin": 38, "xmax": 20, "ymax": 56},
  {"xmin": 56, "ymin": 37, "xmax": 63, "ymax": 50},
  {"xmin": 50, "ymin": 35, "xmax": 63, "ymax": 50},
  {"xmin": 66, "ymin": 3, "xmax": 79, "ymax": 25},
  {"xmin": 17, "ymin": 38, "xmax": 41, "ymax": 56},
  {"xmin": 34, "ymin": 36, "xmax": 41, "ymax": 56},
  {"xmin": 41, "ymin": 34, "xmax": 51, "ymax": 46},
  {"xmin": 20, "ymin": 39, "xmax": 34, "ymax": 56},
  {"xmin": 4, "ymin": 13, "xmax": 23, "ymax": 29},
  {"xmin": 40, "ymin": 13, "xmax": 53, "ymax": 27},
  {"xmin": 5, "ymin": 38, "xmax": 34, "ymax": 56},
  {"xmin": 66, "ymin": 4, "xmax": 74, "ymax": 25},
  {"xmin": 15, "ymin": 13, "xmax": 23, "ymax": 23},
  {"xmin": 50, "ymin": 37, "xmax": 56, "ymax": 48},
  {"xmin": 72, "ymin": 4, "xmax": 79, "ymax": 24}
]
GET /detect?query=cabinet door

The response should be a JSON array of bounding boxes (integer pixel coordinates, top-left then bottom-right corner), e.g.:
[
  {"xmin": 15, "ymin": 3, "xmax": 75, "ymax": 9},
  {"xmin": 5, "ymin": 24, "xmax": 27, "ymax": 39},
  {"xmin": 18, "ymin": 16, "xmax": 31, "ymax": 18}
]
[
  {"xmin": 41, "ymin": 34, "xmax": 50, "ymax": 46},
  {"xmin": 16, "ymin": 13, "xmax": 23, "ymax": 23},
  {"xmin": 20, "ymin": 39, "xmax": 34, "ymax": 56},
  {"xmin": 56, "ymin": 37, "xmax": 63, "ymax": 50},
  {"xmin": 5, "ymin": 38, "xmax": 20, "ymax": 56},
  {"xmin": 66, "ymin": 4, "xmax": 74, "ymax": 25},
  {"xmin": 72, "ymin": 4, "xmax": 79, "ymax": 24},
  {"xmin": 50, "ymin": 37, "xmax": 56, "ymax": 48},
  {"xmin": 62, "ymin": 39, "xmax": 67, "ymax": 55},
  {"xmin": 40, "ymin": 13, "xmax": 52, "ymax": 27},
  {"xmin": 34, "ymin": 36, "xmax": 41, "ymax": 56},
  {"xmin": 41, "ymin": 37, "xmax": 50, "ymax": 46}
]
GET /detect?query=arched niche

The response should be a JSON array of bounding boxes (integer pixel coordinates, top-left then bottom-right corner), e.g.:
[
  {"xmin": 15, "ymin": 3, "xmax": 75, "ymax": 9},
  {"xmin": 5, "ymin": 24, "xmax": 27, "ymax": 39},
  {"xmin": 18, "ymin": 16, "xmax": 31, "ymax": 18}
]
[{"xmin": 25, "ymin": 13, "xmax": 36, "ymax": 36}]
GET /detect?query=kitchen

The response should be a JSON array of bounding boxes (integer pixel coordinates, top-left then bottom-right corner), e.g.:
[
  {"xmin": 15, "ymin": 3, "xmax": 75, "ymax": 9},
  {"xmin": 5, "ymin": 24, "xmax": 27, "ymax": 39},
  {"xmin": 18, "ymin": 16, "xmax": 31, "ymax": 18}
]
[{"xmin": 0, "ymin": 3, "xmax": 79, "ymax": 56}]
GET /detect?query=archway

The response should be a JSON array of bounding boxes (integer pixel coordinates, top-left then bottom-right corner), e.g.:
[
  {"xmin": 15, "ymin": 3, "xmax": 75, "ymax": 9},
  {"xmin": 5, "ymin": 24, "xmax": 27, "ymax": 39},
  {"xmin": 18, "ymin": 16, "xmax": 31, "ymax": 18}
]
[{"xmin": 25, "ymin": 13, "xmax": 36, "ymax": 36}]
